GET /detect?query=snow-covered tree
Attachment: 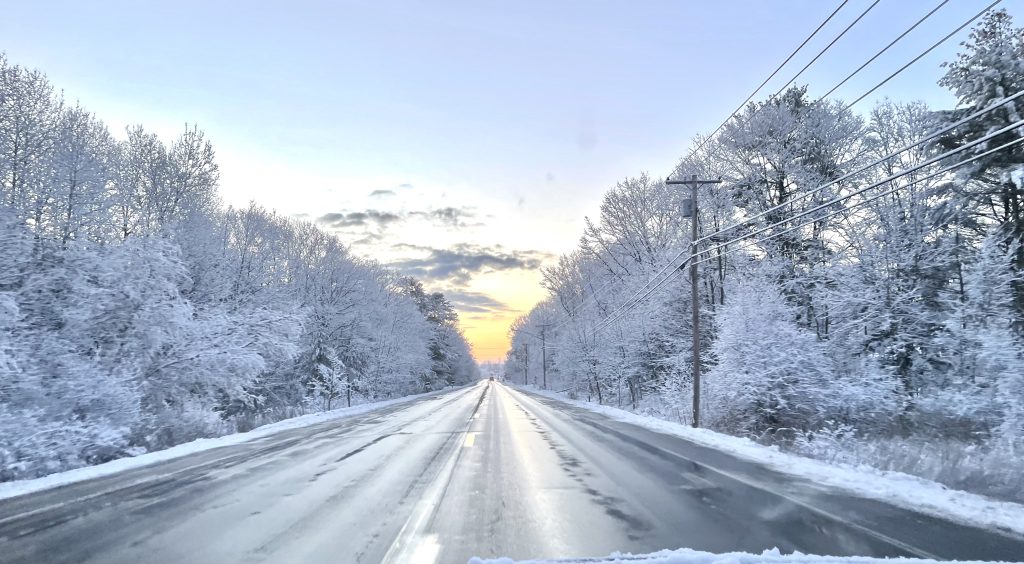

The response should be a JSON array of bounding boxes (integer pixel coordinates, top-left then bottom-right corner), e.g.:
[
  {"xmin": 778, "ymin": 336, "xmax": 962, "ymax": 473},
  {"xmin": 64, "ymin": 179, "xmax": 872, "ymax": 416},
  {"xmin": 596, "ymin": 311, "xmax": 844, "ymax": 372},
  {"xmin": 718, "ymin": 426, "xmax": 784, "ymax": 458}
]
[
  {"xmin": 937, "ymin": 9, "xmax": 1024, "ymax": 323},
  {"xmin": 0, "ymin": 54, "xmax": 476, "ymax": 481}
]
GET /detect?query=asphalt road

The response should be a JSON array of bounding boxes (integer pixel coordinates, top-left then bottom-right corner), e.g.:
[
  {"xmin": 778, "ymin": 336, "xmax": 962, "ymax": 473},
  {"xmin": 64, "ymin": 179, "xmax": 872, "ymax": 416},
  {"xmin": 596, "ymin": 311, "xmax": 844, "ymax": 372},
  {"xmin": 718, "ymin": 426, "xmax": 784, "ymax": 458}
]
[{"xmin": 1, "ymin": 381, "xmax": 1023, "ymax": 563}]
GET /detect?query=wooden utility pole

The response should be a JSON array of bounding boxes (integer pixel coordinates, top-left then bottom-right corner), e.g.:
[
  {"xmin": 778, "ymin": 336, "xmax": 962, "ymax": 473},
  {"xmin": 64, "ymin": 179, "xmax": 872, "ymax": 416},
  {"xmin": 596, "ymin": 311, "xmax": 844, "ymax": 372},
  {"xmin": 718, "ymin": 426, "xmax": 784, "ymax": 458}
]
[
  {"xmin": 539, "ymin": 323, "xmax": 551, "ymax": 390},
  {"xmin": 666, "ymin": 174, "xmax": 721, "ymax": 428},
  {"xmin": 523, "ymin": 343, "xmax": 530, "ymax": 385},
  {"xmin": 541, "ymin": 329, "xmax": 547, "ymax": 389}
]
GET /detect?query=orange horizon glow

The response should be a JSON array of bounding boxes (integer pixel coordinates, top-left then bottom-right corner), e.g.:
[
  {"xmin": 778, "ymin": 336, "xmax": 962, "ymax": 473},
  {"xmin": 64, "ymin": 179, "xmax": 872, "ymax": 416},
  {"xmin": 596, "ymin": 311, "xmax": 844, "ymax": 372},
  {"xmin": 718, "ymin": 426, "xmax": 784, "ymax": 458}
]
[{"xmin": 454, "ymin": 268, "xmax": 549, "ymax": 364}]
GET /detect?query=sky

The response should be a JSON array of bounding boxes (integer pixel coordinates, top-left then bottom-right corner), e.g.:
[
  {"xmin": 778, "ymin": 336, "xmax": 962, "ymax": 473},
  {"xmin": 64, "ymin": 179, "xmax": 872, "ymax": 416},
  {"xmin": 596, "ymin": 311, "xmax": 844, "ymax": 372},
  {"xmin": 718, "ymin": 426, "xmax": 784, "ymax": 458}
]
[{"xmin": 2, "ymin": 0, "xmax": 1017, "ymax": 361}]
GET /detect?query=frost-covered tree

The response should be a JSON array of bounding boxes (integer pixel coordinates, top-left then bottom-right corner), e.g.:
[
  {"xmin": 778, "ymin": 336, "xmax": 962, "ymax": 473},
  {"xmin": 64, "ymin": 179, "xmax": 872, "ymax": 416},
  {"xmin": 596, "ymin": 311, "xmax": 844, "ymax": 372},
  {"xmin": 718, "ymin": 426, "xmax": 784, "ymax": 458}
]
[
  {"xmin": 400, "ymin": 278, "xmax": 477, "ymax": 388},
  {"xmin": 708, "ymin": 272, "xmax": 861, "ymax": 436},
  {"xmin": 927, "ymin": 237, "xmax": 1024, "ymax": 441},
  {"xmin": 937, "ymin": 9, "xmax": 1024, "ymax": 322},
  {"xmin": 508, "ymin": 12, "xmax": 1024, "ymax": 502},
  {"xmin": 0, "ymin": 54, "xmax": 476, "ymax": 481},
  {"xmin": 0, "ymin": 55, "xmax": 60, "ymax": 223},
  {"xmin": 47, "ymin": 104, "xmax": 114, "ymax": 245}
]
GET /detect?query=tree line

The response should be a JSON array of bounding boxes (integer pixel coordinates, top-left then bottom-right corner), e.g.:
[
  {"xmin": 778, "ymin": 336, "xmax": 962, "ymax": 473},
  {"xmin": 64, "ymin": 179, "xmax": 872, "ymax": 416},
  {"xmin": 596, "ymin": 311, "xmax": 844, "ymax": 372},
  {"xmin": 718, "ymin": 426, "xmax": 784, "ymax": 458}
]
[
  {"xmin": 0, "ymin": 53, "xmax": 477, "ymax": 480},
  {"xmin": 506, "ymin": 10, "xmax": 1024, "ymax": 498}
]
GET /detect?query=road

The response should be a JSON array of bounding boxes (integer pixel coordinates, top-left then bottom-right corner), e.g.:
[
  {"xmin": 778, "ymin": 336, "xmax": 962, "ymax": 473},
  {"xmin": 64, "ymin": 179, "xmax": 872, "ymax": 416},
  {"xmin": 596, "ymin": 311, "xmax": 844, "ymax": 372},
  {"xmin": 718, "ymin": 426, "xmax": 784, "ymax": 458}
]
[{"xmin": 1, "ymin": 381, "xmax": 1023, "ymax": 563}]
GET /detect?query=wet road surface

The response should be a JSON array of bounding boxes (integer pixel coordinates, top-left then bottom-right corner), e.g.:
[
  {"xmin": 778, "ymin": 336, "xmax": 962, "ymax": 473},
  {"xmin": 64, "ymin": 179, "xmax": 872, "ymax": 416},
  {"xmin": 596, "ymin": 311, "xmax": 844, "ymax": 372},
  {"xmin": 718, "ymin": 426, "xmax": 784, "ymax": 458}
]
[{"xmin": 1, "ymin": 381, "xmax": 1023, "ymax": 563}]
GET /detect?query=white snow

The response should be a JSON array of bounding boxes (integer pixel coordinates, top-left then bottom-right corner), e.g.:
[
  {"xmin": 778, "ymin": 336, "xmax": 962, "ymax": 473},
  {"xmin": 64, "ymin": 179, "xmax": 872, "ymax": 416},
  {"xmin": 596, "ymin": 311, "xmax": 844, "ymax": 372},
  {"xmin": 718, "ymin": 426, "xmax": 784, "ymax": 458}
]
[
  {"xmin": 469, "ymin": 547, "xmax": 1010, "ymax": 564},
  {"xmin": 519, "ymin": 386, "xmax": 1024, "ymax": 539},
  {"xmin": 1010, "ymin": 165, "xmax": 1024, "ymax": 190},
  {"xmin": 0, "ymin": 389, "xmax": 448, "ymax": 502}
]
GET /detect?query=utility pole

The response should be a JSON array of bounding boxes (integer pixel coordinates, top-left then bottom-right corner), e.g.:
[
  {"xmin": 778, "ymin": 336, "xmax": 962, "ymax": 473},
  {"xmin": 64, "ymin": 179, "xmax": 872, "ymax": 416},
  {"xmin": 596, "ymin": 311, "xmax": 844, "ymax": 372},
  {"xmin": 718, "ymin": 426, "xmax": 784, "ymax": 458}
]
[
  {"xmin": 541, "ymin": 328, "xmax": 547, "ymax": 389},
  {"xmin": 538, "ymin": 323, "xmax": 551, "ymax": 390},
  {"xmin": 523, "ymin": 343, "xmax": 530, "ymax": 386},
  {"xmin": 666, "ymin": 174, "xmax": 721, "ymax": 428}
]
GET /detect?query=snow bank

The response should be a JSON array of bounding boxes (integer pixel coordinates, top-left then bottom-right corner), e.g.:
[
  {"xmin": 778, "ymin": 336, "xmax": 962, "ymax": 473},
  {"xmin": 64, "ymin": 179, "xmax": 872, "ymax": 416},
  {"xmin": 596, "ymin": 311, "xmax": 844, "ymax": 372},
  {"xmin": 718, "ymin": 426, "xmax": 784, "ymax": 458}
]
[
  {"xmin": 469, "ymin": 547, "xmax": 1012, "ymax": 564},
  {"xmin": 0, "ymin": 389, "xmax": 448, "ymax": 501},
  {"xmin": 517, "ymin": 386, "xmax": 1024, "ymax": 538}
]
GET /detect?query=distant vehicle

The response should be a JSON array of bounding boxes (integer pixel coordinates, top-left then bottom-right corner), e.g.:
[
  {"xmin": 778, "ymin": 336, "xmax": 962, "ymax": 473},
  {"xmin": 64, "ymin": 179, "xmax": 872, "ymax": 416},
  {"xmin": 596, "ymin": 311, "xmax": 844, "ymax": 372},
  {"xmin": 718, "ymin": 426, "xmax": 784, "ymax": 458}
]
[{"xmin": 489, "ymin": 376, "xmax": 495, "ymax": 382}]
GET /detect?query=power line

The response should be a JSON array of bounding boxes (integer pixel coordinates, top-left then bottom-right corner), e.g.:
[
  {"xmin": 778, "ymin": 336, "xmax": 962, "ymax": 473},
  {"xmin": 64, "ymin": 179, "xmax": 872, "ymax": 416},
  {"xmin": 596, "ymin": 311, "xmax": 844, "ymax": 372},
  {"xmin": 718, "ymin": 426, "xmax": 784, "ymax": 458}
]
[
  {"xmin": 675, "ymin": 0, "xmax": 851, "ymax": 169},
  {"xmin": 561, "ymin": 0, "xmax": 919, "ymax": 330},
  {"xmin": 684, "ymin": 2, "xmax": 1011, "ymax": 249},
  {"xmin": 694, "ymin": 0, "xmax": 1000, "ymax": 227},
  {"xmin": 594, "ymin": 259, "xmax": 692, "ymax": 333},
  {"xmin": 592, "ymin": 118, "xmax": 1024, "ymax": 334},
  {"xmin": 624, "ymin": 87, "xmax": 1024, "ymax": 325},
  {"xmin": 700, "ymin": 115, "xmax": 1024, "ymax": 258},
  {"xmin": 635, "ymin": 7, "xmax": 1010, "ymax": 325},
  {"xmin": 844, "ymin": 0, "xmax": 1002, "ymax": 110},
  {"xmin": 534, "ymin": 0, "xmax": 1008, "ymax": 341},
  {"xmin": 820, "ymin": 0, "xmax": 950, "ymax": 100},
  {"xmin": 679, "ymin": 0, "xmax": 896, "ymax": 172},
  {"xmin": 551, "ymin": 275, "xmax": 622, "ymax": 328},
  {"xmin": 769, "ymin": 0, "xmax": 883, "ymax": 99},
  {"xmin": 696, "ymin": 88, "xmax": 1024, "ymax": 246},
  {"xmin": 688, "ymin": 134, "xmax": 1024, "ymax": 272},
  {"xmin": 595, "ymin": 133, "xmax": 1024, "ymax": 335}
]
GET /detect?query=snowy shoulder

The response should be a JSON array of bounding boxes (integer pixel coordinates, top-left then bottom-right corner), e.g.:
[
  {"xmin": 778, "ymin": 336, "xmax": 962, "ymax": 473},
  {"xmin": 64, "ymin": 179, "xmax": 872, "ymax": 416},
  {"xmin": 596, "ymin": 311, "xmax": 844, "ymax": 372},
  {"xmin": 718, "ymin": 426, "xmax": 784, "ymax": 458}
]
[
  {"xmin": 468, "ymin": 547, "xmax": 1011, "ymax": 564},
  {"xmin": 518, "ymin": 386, "xmax": 1024, "ymax": 538},
  {"xmin": 0, "ymin": 389, "xmax": 443, "ymax": 502}
]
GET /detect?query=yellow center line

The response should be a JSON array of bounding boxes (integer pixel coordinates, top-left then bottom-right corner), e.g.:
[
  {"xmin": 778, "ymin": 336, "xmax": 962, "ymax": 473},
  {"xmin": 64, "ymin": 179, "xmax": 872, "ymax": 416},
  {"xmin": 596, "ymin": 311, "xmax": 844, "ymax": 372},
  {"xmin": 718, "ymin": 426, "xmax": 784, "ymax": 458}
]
[{"xmin": 463, "ymin": 432, "xmax": 477, "ymax": 447}]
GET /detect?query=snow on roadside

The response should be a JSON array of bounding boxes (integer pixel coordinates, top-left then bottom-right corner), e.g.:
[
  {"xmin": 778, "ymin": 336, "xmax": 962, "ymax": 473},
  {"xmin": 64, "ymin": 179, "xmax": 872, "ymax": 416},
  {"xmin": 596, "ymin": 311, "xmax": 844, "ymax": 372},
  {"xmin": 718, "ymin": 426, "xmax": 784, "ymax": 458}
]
[
  {"xmin": 516, "ymin": 385, "xmax": 1024, "ymax": 539},
  {"xmin": 0, "ymin": 387, "xmax": 457, "ymax": 502},
  {"xmin": 469, "ymin": 547, "xmax": 1013, "ymax": 564}
]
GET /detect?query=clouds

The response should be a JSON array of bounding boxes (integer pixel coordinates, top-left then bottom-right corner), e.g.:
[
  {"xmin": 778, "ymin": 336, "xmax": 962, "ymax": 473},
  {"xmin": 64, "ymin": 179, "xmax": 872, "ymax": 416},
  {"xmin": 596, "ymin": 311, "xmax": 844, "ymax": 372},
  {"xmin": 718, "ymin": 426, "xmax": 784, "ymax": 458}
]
[
  {"xmin": 390, "ymin": 243, "xmax": 552, "ymax": 286},
  {"xmin": 317, "ymin": 205, "xmax": 478, "ymax": 232},
  {"xmin": 317, "ymin": 210, "xmax": 402, "ymax": 229},
  {"xmin": 442, "ymin": 289, "xmax": 511, "ymax": 314},
  {"xmin": 368, "ymin": 183, "xmax": 415, "ymax": 198},
  {"xmin": 311, "ymin": 197, "xmax": 553, "ymax": 343},
  {"xmin": 408, "ymin": 206, "xmax": 478, "ymax": 227}
]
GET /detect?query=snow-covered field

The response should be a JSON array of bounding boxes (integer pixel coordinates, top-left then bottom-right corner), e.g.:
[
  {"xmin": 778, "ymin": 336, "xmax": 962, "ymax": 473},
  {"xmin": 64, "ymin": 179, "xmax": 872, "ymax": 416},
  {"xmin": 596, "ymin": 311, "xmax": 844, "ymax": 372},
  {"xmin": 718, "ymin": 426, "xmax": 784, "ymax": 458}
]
[
  {"xmin": 0, "ymin": 388, "xmax": 452, "ymax": 502},
  {"xmin": 469, "ymin": 547, "xmax": 1014, "ymax": 564},
  {"xmin": 520, "ymin": 386, "xmax": 1024, "ymax": 539}
]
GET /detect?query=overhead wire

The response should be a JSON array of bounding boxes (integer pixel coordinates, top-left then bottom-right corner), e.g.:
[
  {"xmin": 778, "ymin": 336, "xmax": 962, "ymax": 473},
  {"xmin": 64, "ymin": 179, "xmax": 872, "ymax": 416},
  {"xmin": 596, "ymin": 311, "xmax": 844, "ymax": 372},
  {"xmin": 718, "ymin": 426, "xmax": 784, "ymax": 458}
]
[
  {"xmin": 604, "ymin": 2, "xmax": 868, "ymax": 331},
  {"xmin": 595, "ymin": 133, "xmax": 1024, "ymax": 335},
  {"xmin": 687, "ymin": 135, "xmax": 1024, "ymax": 273},
  {"xmin": 601, "ymin": 132, "xmax": 1024, "ymax": 335},
  {"xmin": 819, "ymin": 0, "xmax": 950, "ymax": 100},
  {"xmin": 768, "ymin": 0, "xmax": 883, "ymax": 99},
  {"xmin": 694, "ymin": 88, "xmax": 1024, "ymax": 246},
  {"xmin": 592, "ymin": 118, "xmax": 1024, "ymax": 334},
  {"xmin": 843, "ymin": 0, "xmax": 1003, "ymax": 110},
  {"xmin": 605, "ymin": 88, "xmax": 1024, "ymax": 331},
  {"xmin": 686, "ymin": 1, "xmax": 1007, "ymax": 249},
  {"xmin": 549, "ymin": 0, "xmax": 904, "ymax": 333},
  {"xmin": 699, "ymin": 116, "xmax": 1024, "ymax": 258},
  {"xmin": 675, "ymin": 0, "xmax": 852, "ymax": 172},
  {"xmin": 616, "ymin": 1, "xmax": 991, "ymax": 325},
  {"xmin": 526, "ymin": 0, "xmax": 1009, "ymax": 343}
]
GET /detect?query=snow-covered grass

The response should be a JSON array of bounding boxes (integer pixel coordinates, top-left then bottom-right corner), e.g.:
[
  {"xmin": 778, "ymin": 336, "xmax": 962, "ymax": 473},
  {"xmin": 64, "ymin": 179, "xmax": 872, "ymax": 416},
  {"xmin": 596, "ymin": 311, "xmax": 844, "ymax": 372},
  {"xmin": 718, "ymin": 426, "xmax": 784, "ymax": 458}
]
[
  {"xmin": 789, "ymin": 433, "xmax": 1024, "ymax": 504},
  {"xmin": 0, "ymin": 388, "xmax": 447, "ymax": 502},
  {"xmin": 518, "ymin": 386, "xmax": 1024, "ymax": 539},
  {"xmin": 469, "ymin": 547, "xmax": 1011, "ymax": 564}
]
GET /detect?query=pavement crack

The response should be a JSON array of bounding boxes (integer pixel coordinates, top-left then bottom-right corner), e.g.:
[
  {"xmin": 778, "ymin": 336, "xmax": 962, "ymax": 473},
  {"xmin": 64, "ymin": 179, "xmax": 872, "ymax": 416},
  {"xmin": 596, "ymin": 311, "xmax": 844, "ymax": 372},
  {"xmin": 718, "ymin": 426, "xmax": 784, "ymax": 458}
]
[{"xmin": 334, "ymin": 433, "xmax": 397, "ymax": 464}]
